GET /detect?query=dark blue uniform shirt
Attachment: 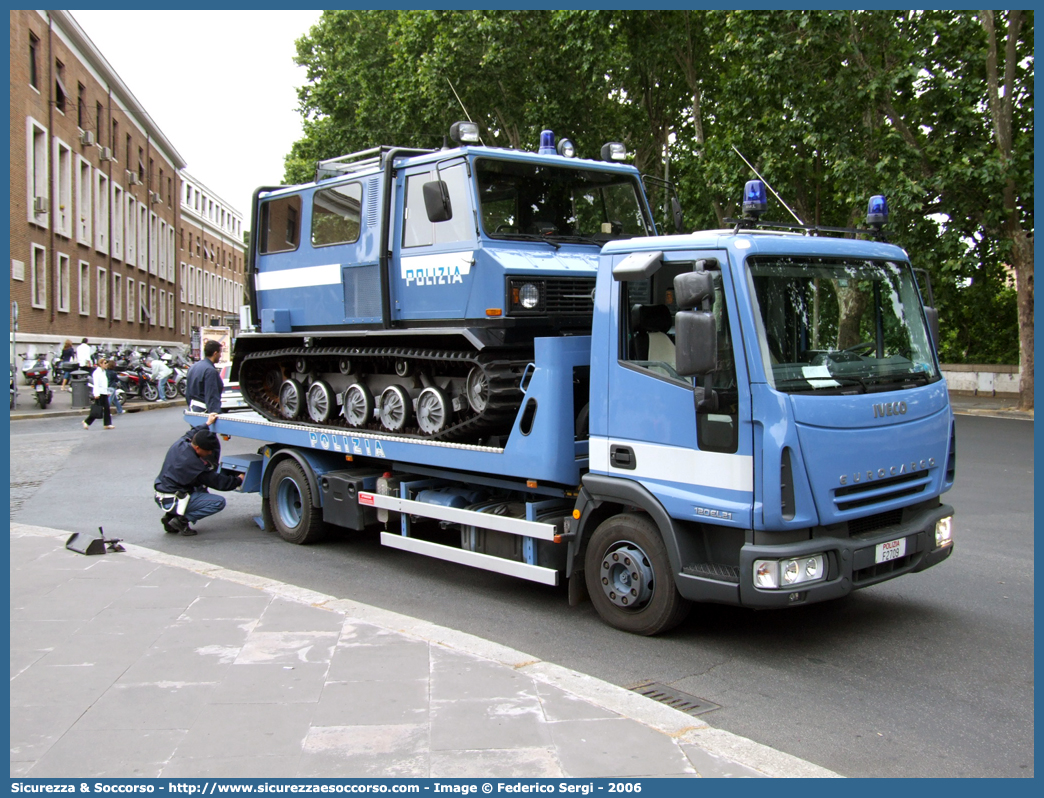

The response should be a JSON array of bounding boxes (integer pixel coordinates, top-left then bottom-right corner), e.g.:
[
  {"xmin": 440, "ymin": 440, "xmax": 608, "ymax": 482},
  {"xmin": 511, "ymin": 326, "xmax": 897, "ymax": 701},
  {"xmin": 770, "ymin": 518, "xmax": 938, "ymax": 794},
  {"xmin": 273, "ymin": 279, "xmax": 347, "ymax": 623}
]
[
  {"xmin": 154, "ymin": 429, "xmax": 239, "ymax": 494},
  {"xmin": 185, "ymin": 358, "xmax": 224, "ymax": 413}
]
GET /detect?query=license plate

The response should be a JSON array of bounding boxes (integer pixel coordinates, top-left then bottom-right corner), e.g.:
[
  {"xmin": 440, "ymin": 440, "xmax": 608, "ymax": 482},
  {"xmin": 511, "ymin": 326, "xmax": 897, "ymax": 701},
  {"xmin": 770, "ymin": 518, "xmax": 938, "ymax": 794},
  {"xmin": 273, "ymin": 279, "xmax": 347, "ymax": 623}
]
[
  {"xmin": 875, "ymin": 537, "xmax": 906, "ymax": 564},
  {"xmin": 35, "ymin": 384, "xmax": 45, "ymax": 392}
]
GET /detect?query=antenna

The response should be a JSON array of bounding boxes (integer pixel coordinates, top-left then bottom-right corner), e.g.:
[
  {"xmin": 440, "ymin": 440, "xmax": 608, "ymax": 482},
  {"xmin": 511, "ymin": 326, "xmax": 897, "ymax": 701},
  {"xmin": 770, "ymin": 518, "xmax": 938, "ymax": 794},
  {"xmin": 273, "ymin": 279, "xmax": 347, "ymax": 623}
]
[
  {"xmin": 447, "ymin": 79, "xmax": 485, "ymax": 145},
  {"xmin": 731, "ymin": 145, "xmax": 804, "ymax": 225}
]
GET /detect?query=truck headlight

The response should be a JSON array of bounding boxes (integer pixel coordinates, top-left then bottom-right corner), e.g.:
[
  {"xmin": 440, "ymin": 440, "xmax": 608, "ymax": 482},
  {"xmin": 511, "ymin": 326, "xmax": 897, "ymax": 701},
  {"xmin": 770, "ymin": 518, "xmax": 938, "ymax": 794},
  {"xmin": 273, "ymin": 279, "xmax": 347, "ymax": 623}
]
[
  {"xmin": 935, "ymin": 516, "xmax": 953, "ymax": 548},
  {"xmin": 509, "ymin": 280, "xmax": 545, "ymax": 313},
  {"xmin": 753, "ymin": 554, "xmax": 825, "ymax": 590},
  {"xmin": 519, "ymin": 283, "xmax": 540, "ymax": 309}
]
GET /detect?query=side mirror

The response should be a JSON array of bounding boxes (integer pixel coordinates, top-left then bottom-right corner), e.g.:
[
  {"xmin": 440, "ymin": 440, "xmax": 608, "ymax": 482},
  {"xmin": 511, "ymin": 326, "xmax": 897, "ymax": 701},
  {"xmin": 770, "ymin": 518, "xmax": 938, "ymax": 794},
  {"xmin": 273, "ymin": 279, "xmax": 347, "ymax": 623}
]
[
  {"xmin": 670, "ymin": 196, "xmax": 684, "ymax": 233},
  {"xmin": 675, "ymin": 311, "xmax": 717, "ymax": 378},
  {"xmin": 674, "ymin": 270, "xmax": 715, "ymax": 310},
  {"xmin": 924, "ymin": 306, "xmax": 940, "ymax": 354},
  {"xmin": 423, "ymin": 180, "xmax": 452, "ymax": 223}
]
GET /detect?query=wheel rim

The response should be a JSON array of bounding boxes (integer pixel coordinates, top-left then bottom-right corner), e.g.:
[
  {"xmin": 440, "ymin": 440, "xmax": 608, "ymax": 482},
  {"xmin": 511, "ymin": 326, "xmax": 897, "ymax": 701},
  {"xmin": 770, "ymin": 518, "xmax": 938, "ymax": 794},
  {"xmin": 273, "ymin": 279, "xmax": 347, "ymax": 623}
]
[
  {"xmin": 599, "ymin": 541, "xmax": 655, "ymax": 610},
  {"xmin": 279, "ymin": 379, "xmax": 303, "ymax": 419},
  {"xmin": 379, "ymin": 386, "xmax": 411, "ymax": 431},
  {"xmin": 342, "ymin": 384, "xmax": 373, "ymax": 427},
  {"xmin": 465, "ymin": 367, "xmax": 489, "ymax": 414},
  {"xmin": 306, "ymin": 381, "xmax": 334, "ymax": 423},
  {"xmin": 338, "ymin": 358, "xmax": 352, "ymax": 375},
  {"xmin": 394, "ymin": 359, "xmax": 412, "ymax": 377},
  {"xmin": 275, "ymin": 477, "xmax": 303, "ymax": 529},
  {"xmin": 417, "ymin": 387, "xmax": 450, "ymax": 435}
]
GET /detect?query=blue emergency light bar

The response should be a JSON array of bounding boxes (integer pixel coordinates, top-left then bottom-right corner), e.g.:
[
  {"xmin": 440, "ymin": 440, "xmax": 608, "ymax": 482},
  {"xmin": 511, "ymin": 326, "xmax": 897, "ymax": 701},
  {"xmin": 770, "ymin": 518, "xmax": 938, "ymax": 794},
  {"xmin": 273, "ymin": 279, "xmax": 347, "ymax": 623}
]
[
  {"xmin": 743, "ymin": 179, "xmax": 768, "ymax": 217},
  {"xmin": 539, "ymin": 130, "xmax": 556, "ymax": 155},
  {"xmin": 867, "ymin": 195, "xmax": 889, "ymax": 228}
]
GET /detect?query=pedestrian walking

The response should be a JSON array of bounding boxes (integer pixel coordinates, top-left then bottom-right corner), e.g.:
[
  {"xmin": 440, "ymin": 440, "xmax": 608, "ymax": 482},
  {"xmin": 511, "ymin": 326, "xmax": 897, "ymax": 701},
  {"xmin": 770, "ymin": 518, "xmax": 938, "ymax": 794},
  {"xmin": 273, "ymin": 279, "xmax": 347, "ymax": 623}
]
[
  {"xmin": 149, "ymin": 356, "xmax": 173, "ymax": 402},
  {"xmin": 58, "ymin": 339, "xmax": 75, "ymax": 391},
  {"xmin": 82, "ymin": 358, "xmax": 114, "ymax": 430},
  {"xmin": 153, "ymin": 413, "xmax": 243, "ymax": 536},
  {"xmin": 106, "ymin": 361, "xmax": 125, "ymax": 414},
  {"xmin": 185, "ymin": 340, "xmax": 224, "ymax": 414}
]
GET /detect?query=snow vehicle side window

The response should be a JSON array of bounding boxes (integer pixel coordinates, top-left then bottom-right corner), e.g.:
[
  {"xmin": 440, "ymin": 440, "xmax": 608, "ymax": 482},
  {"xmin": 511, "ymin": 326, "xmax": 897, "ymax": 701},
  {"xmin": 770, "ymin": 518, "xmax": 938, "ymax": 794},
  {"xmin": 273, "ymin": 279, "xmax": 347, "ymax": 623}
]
[
  {"xmin": 312, "ymin": 183, "xmax": 363, "ymax": 247},
  {"xmin": 259, "ymin": 194, "xmax": 301, "ymax": 254}
]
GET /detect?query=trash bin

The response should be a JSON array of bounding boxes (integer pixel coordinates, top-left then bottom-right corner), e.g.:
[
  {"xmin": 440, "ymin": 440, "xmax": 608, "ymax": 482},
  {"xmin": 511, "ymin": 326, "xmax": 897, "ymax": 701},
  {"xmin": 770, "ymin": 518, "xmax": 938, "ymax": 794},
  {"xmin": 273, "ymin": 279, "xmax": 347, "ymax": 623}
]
[{"xmin": 70, "ymin": 370, "xmax": 91, "ymax": 408}]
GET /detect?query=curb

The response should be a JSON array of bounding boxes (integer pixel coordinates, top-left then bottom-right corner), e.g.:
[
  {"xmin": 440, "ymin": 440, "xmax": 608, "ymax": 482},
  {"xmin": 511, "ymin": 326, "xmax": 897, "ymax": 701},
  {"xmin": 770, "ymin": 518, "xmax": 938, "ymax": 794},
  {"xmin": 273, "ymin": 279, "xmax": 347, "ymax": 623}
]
[
  {"xmin": 12, "ymin": 522, "xmax": 840, "ymax": 779},
  {"xmin": 9, "ymin": 399, "xmax": 180, "ymax": 421}
]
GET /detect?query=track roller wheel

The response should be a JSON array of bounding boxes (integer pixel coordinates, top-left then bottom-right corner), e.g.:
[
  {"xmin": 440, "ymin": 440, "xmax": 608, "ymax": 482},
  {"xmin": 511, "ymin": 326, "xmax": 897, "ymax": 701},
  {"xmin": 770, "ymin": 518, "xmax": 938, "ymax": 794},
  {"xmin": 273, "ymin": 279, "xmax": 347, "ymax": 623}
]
[
  {"xmin": 279, "ymin": 379, "xmax": 305, "ymax": 419},
  {"xmin": 342, "ymin": 383, "xmax": 374, "ymax": 427},
  {"xmin": 306, "ymin": 380, "xmax": 336, "ymax": 423},
  {"xmin": 417, "ymin": 386, "xmax": 452, "ymax": 435},
  {"xmin": 379, "ymin": 385, "xmax": 412, "ymax": 432}
]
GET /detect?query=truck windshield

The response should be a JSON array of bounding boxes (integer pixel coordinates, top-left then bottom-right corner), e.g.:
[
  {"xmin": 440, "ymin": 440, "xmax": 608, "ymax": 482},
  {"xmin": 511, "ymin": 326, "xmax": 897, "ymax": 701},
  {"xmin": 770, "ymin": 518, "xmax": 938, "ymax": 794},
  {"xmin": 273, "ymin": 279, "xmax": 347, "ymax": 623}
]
[
  {"xmin": 476, "ymin": 158, "xmax": 651, "ymax": 243},
  {"xmin": 748, "ymin": 256, "xmax": 941, "ymax": 394}
]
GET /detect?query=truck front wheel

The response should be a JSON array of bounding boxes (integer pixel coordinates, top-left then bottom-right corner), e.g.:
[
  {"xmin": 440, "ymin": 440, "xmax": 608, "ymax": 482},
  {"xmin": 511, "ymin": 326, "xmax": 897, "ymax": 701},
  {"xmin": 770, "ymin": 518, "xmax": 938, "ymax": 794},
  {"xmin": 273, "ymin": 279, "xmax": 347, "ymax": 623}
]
[
  {"xmin": 584, "ymin": 513, "xmax": 690, "ymax": 635},
  {"xmin": 268, "ymin": 459, "xmax": 326, "ymax": 544}
]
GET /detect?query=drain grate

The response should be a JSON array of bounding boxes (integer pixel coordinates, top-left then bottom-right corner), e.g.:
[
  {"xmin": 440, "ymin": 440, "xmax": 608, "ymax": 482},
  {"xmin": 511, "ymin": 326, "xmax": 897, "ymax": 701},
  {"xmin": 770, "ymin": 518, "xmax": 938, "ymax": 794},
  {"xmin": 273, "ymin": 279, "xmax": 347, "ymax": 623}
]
[{"xmin": 630, "ymin": 682, "xmax": 721, "ymax": 716}]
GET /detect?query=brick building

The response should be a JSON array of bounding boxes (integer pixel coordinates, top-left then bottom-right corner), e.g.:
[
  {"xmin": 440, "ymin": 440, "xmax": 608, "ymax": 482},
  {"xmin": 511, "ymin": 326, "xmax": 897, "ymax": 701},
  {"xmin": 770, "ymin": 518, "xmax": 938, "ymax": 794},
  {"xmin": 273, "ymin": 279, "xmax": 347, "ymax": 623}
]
[{"xmin": 9, "ymin": 9, "xmax": 246, "ymax": 362}]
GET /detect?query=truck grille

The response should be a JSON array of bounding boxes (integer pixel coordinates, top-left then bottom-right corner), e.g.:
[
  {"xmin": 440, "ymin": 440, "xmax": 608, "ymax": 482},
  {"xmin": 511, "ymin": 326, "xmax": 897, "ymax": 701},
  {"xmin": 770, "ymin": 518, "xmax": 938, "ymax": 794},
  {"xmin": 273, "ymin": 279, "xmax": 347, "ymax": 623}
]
[
  {"xmin": 508, "ymin": 277, "xmax": 595, "ymax": 316},
  {"xmin": 833, "ymin": 470, "xmax": 930, "ymax": 513}
]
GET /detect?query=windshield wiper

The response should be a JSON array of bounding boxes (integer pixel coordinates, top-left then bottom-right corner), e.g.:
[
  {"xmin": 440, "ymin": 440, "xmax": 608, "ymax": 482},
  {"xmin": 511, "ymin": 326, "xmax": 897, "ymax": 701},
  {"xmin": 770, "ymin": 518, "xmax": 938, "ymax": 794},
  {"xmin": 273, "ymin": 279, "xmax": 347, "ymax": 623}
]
[
  {"xmin": 867, "ymin": 370, "xmax": 934, "ymax": 387},
  {"xmin": 774, "ymin": 375, "xmax": 868, "ymax": 394},
  {"xmin": 545, "ymin": 234, "xmax": 602, "ymax": 246},
  {"xmin": 488, "ymin": 232, "xmax": 560, "ymax": 249}
]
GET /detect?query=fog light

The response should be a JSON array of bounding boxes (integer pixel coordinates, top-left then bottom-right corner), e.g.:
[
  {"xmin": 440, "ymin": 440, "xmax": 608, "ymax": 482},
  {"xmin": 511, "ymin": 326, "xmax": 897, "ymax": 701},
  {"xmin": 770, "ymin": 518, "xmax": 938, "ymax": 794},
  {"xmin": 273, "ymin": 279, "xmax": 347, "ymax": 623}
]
[
  {"xmin": 753, "ymin": 560, "xmax": 778, "ymax": 589},
  {"xmin": 935, "ymin": 516, "xmax": 953, "ymax": 548},
  {"xmin": 519, "ymin": 283, "xmax": 540, "ymax": 309},
  {"xmin": 755, "ymin": 554, "xmax": 825, "ymax": 590}
]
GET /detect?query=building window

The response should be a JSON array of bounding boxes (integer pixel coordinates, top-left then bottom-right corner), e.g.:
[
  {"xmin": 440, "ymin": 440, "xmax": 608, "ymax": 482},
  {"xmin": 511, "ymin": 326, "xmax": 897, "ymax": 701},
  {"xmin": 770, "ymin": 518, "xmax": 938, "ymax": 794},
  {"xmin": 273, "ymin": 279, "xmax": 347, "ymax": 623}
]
[
  {"xmin": 180, "ymin": 262, "xmax": 187, "ymax": 301},
  {"xmin": 138, "ymin": 204, "xmax": 148, "ymax": 271},
  {"xmin": 97, "ymin": 267, "xmax": 107, "ymax": 318},
  {"xmin": 168, "ymin": 227, "xmax": 176, "ymax": 282},
  {"xmin": 57, "ymin": 253, "xmax": 70, "ymax": 312},
  {"xmin": 95, "ymin": 171, "xmax": 109, "ymax": 253},
  {"xmin": 149, "ymin": 212, "xmax": 158, "ymax": 274},
  {"xmin": 158, "ymin": 220, "xmax": 167, "ymax": 280},
  {"xmin": 77, "ymin": 83, "xmax": 86, "ymax": 129},
  {"xmin": 180, "ymin": 308, "xmax": 186, "ymax": 335},
  {"xmin": 54, "ymin": 138, "xmax": 73, "ymax": 238},
  {"xmin": 111, "ymin": 119, "xmax": 118, "ymax": 158},
  {"xmin": 96, "ymin": 102, "xmax": 103, "ymax": 140},
  {"xmin": 124, "ymin": 194, "xmax": 136, "ymax": 266},
  {"xmin": 30, "ymin": 245, "xmax": 47, "ymax": 309},
  {"xmin": 159, "ymin": 288, "xmax": 166, "ymax": 327},
  {"xmin": 112, "ymin": 183, "xmax": 124, "ymax": 260},
  {"xmin": 27, "ymin": 117, "xmax": 49, "ymax": 227},
  {"xmin": 29, "ymin": 33, "xmax": 39, "ymax": 89},
  {"xmin": 149, "ymin": 285, "xmax": 157, "ymax": 325},
  {"xmin": 76, "ymin": 157, "xmax": 92, "ymax": 245},
  {"xmin": 139, "ymin": 282, "xmax": 148, "ymax": 323},
  {"xmin": 126, "ymin": 134, "xmax": 132, "ymax": 167},
  {"xmin": 112, "ymin": 273, "xmax": 122, "ymax": 320},
  {"xmin": 79, "ymin": 260, "xmax": 90, "ymax": 315},
  {"xmin": 55, "ymin": 60, "xmax": 67, "ymax": 114},
  {"xmin": 168, "ymin": 293, "xmax": 174, "ymax": 329},
  {"xmin": 126, "ymin": 278, "xmax": 134, "ymax": 322}
]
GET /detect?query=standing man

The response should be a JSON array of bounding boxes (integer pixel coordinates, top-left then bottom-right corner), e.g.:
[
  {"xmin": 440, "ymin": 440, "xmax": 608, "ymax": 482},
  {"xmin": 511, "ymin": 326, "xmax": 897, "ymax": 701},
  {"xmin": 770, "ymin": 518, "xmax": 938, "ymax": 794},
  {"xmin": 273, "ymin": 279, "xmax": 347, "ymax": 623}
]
[
  {"xmin": 75, "ymin": 337, "xmax": 93, "ymax": 371},
  {"xmin": 185, "ymin": 339, "xmax": 224, "ymax": 414},
  {"xmin": 153, "ymin": 413, "xmax": 243, "ymax": 536}
]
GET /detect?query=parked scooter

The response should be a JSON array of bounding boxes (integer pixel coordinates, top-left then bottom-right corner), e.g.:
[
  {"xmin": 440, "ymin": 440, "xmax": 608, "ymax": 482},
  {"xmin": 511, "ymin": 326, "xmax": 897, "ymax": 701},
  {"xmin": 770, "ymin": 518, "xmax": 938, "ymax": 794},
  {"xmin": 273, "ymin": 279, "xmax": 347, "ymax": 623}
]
[{"xmin": 22, "ymin": 352, "xmax": 53, "ymax": 408}]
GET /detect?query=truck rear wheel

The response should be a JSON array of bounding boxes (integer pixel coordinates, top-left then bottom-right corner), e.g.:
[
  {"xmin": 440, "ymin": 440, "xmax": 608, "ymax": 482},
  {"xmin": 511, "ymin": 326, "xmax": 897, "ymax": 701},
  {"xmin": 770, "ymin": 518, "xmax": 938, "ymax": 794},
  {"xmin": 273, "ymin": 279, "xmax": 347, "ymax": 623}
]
[
  {"xmin": 584, "ymin": 513, "xmax": 690, "ymax": 635},
  {"xmin": 268, "ymin": 459, "xmax": 326, "ymax": 544}
]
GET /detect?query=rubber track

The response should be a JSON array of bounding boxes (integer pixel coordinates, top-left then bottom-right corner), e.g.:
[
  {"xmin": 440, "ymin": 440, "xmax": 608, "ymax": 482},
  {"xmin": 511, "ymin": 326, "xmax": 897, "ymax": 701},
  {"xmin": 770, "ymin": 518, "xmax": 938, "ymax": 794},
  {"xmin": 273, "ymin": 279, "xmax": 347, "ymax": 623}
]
[{"xmin": 238, "ymin": 346, "xmax": 531, "ymax": 443}]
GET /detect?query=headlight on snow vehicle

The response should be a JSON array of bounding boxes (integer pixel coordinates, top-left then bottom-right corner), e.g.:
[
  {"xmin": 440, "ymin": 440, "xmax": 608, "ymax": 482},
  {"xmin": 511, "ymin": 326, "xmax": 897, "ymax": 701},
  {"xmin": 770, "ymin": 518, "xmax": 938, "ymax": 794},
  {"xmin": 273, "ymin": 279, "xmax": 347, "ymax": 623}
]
[{"xmin": 508, "ymin": 279, "xmax": 545, "ymax": 314}]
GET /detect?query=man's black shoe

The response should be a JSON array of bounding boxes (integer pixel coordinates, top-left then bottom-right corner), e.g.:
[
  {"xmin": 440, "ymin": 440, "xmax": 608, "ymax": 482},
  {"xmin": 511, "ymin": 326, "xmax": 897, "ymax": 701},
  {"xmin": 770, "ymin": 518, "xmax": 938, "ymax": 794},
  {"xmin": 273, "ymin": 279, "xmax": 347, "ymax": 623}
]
[
  {"xmin": 167, "ymin": 515, "xmax": 197, "ymax": 536},
  {"xmin": 161, "ymin": 512, "xmax": 178, "ymax": 534}
]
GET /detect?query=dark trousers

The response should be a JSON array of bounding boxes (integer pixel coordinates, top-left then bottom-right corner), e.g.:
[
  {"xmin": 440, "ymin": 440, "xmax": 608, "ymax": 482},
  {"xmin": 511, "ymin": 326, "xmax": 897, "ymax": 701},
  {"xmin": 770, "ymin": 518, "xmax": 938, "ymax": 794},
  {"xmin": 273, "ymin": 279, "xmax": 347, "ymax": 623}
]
[{"xmin": 85, "ymin": 395, "xmax": 112, "ymax": 426}]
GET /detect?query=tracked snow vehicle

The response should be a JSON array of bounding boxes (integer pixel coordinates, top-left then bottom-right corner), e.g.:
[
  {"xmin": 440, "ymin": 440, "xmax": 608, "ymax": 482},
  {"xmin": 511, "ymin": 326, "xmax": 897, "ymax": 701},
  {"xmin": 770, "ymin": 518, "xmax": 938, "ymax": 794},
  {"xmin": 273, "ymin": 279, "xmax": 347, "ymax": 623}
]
[{"xmin": 235, "ymin": 124, "xmax": 665, "ymax": 443}]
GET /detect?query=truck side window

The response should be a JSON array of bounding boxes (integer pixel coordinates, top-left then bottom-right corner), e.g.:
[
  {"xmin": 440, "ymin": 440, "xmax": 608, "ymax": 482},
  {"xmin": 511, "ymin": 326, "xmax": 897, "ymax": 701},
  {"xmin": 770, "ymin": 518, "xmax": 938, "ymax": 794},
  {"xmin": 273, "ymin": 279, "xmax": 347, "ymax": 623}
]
[
  {"xmin": 259, "ymin": 195, "xmax": 302, "ymax": 254},
  {"xmin": 403, "ymin": 163, "xmax": 473, "ymax": 249},
  {"xmin": 312, "ymin": 183, "xmax": 362, "ymax": 247}
]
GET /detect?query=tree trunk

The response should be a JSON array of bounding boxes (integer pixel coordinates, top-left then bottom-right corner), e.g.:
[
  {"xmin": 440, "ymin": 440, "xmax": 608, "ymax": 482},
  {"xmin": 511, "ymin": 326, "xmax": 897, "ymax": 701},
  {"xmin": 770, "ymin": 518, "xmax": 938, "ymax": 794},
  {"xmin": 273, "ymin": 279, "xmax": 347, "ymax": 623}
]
[
  {"xmin": 1009, "ymin": 226, "xmax": 1033, "ymax": 409},
  {"xmin": 834, "ymin": 284, "xmax": 869, "ymax": 349}
]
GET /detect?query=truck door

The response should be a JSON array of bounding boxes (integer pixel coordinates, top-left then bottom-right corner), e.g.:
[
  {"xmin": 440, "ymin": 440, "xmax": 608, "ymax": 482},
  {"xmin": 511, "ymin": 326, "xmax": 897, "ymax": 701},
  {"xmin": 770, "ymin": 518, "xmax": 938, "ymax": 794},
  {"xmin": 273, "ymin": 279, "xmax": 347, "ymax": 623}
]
[
  {"xmin": 596, "ymin": 254, "xmax": 754, "ymax": 529},
  {"xmin": 391, "ymin": 160, "xmax": 476, "ymax": 322}
]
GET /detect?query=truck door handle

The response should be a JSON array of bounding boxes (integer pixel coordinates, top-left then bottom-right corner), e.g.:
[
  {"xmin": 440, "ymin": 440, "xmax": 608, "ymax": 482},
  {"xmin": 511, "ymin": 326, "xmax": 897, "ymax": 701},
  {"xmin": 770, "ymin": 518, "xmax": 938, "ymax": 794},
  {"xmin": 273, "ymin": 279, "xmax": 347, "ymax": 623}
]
[{"xmin": 610, "ymin": 445, "xmax": 636, "ymax": 470}]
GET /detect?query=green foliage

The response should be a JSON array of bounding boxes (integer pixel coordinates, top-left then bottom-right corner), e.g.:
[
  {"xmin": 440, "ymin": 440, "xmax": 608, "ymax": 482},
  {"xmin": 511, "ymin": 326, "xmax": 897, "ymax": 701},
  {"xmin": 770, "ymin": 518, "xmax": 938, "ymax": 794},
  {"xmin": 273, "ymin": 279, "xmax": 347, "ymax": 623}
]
[{"xmin": 287, "ymin": 10, "xmax": 1032, "ymax": 366}]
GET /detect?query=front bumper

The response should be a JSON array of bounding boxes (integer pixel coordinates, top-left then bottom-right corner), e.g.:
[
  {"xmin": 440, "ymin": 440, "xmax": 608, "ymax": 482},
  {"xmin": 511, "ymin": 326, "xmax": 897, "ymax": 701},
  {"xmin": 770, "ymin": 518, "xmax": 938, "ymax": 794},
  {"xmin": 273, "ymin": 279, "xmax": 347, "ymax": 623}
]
[{"xmin": 733, "ymin": 502, "xmax": 954, "ymax": 609}]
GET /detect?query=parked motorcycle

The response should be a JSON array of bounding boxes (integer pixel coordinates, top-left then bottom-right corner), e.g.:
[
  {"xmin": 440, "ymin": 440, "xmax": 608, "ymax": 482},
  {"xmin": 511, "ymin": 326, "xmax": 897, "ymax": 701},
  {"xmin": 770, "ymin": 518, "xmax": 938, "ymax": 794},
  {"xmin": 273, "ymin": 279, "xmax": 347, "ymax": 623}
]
[
  {"xmin": 22, "ymin": 352, "xmax": 53, "ymax": 408},
  {"xmin": 10, "ymin": 364, "xmax": 16, "ymax": 409}
]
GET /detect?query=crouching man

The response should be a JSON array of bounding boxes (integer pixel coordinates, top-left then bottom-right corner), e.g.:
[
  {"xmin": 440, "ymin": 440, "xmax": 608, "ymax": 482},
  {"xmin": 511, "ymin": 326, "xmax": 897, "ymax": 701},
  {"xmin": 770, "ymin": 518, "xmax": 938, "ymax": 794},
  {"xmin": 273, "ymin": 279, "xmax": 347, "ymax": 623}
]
[{"xmin": 154, "ymin": 413, "xmax": 243, "ymax": 536}]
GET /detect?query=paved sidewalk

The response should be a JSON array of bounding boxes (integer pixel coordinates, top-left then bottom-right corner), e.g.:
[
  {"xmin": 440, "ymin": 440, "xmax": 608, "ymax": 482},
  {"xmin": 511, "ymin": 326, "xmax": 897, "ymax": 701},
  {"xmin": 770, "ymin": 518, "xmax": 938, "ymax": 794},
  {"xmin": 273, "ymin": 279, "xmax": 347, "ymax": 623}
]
[{"xmin": 10, "ymin": 524, "xmax": 837, "ymax": 779}]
